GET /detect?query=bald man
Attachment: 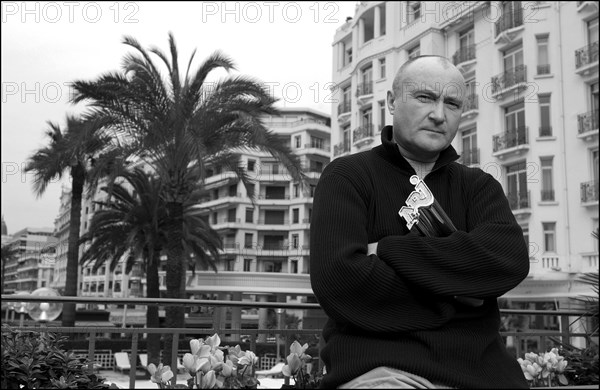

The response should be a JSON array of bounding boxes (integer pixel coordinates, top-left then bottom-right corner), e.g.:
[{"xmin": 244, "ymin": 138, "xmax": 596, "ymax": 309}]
[{"xmin": 310, "ymin": 56, "xmax": 530, "ymax": 388}]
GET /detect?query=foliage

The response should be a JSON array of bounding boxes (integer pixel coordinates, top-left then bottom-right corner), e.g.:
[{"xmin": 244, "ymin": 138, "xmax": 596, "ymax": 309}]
[
  {"xmin": 517, "ymin": 348, "xmax": 568, "ymax": 387},
  {"xmin": 560, "ymin": 342, "xmax": 599, "ymax": 385},
  {"xmin": 1, "ymin": 324, "xmax": 111, "ymax": 389}
]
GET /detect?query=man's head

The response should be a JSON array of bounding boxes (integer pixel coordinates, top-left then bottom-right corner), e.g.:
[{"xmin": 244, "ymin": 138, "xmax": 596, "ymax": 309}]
[{"xmin": 386, "ymin": 55, "xmax": 466, "ymax": 162}]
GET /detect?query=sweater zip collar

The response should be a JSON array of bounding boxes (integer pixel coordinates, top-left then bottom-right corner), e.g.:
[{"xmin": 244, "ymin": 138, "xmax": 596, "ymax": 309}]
[{"xmin": 374, "ymin": 125, "xmax": 460, "ymax": 177}]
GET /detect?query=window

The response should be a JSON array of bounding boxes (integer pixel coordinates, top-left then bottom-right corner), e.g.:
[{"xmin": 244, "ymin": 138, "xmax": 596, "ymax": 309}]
[
  {"xmin": 264, "ymin": 261, "xmax": 283, "ymax": 273},
  {"xmin": 244, "ymin": 233, "xmax": 253, "ymax": 249},
  {"xmin": 294, "ymin": 135, "xmax": 301, "ymax": 148},
  {"xmin": 342, "ymin": 40, "xmax": 352, "ymax": 67},
  {"xmin": 539, "ymin": 95, "xmax": 552, "ymax": 137},
  {"xmin": 245, "ymin": 208, "xmax": 253, "ymax": 223},
  {"xmin": 379, "ymin": 57, "xmax": 386, "ymax": 79},
  {"xmin": 310, "ymin": 136, "xmax": 324, "ymax": 149},
  {"xmin": 310, "ymin": 185, "xmax": 316, "ymax": 197},
  {"xmin": 504, "ymin": 102, "xmax": 526, "ymax": 146},
  {"xmin": 290, "ymin": 260, "xmax": 298, "ymax": 274},
  {"xmin": 379, "ymin": 4, "xmax": 386, "ymax": 36},
  {"xmin": 265, "ymin": 186, "xmax": 285, "ymax": 199},
  {"xmin": 407, "ymin": 1, "xmax": 420, "ymax": 24},
  {"xmin": 536, "ymin": 35, "xmax": 550, "ymax": 74},
  {"xmin": 227, "ymin": 208, "xmax": 236, "ymax": 222},
  {"xmin": 360, "ymin": 65, "xmax": 373, "ymax": 95},
  {"xmin": 342, "ymin": 85, "xmax": 351, "ymax": 105},
  {"xmin": 213, "ymin": 189, "xmax": 219, "ymax": 200},
  {"xmin": 293, "ymin": 208, "xmax": 299, "ymax": 224},
  {"xmin": 521, "ymin": 224, "xmax": 529, "ymax": 245},
  {"xmin": 362, "ymin": 107, "xmax": 373, "ymax": 127},
  {"xmin": 310, "ymin": 160, "xmax": 324, "ymax": 173},
  {"xmin": 114, "ymin": 282, "xmax": 121, "ymax": 293},
  {"xmin": 229, "ymin": 184, "xmax": 237, "ymax": 197},
  {"xmin": 293, "ymin": 184, "xmax": 300, "ymax": 198},
  {"xmin": 503, "ymin": 45, "xmax": 524, "ymax": 86},
  {"xmin": 247, "ymin": 159, "xmax": 255, "ymax": 172},
  {"xmin": 272, "ymin": 163, "xmax": 279, "ymax": 175},
  {"xmin": 543, "ymin": 222, "xmax": 556, "ymax": 253},
  {"xmin": 244, "ymin": 259, "xmax": 252, "ymax": 272},
  {"xmin": 292, "ymin": 234, "xmax": 299, "ymax": 249},
  {"xmin": 211, "ymin": 212, "xmax": 218, "ymax": 224},
  {"xmin": 588, "ymin": 18, "xmax": 599, "ymax": 45},
  {"xmin": 591, "ymin": 82, "xmax": 599, "ymax": 116},
  {"xmin": 247, "ymin": 184, "xmax": 255, "ymax": 198},
  {"xmin": 264, "ymin": 210, "xmax": 285, "ymax": 225},
  {"xmin": 225, "ymin": 258, "xmax": 235, "ymax": 271},
  {"xmin": 342, "ymin": 126, "xmax": 351, "ymax": 149},
  {"xmin": 461, "ymin": 127, "xmax": 478, "ymax": 166},
  {"xmin": 540, "ymin": 157, "xmax": 554, "ymax": 201},
  {"xmin": 457, "ymin": 28, "xmax": 475, "ymax": 63},
  {"xmin": 379, "ymin": 101, "xmax": 386, "ymax": 131},
  {"xmin": 506, "ymin": 161, "xmax": 529, "ymax": 210},
  {"xmin": 408, "ymin": 45, "xmax": 420, "ymax": 59}
]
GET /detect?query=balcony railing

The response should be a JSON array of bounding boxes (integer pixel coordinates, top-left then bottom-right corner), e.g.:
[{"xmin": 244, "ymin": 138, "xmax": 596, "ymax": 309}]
[
  {"xmin": 493, "ymin": 127, "xmax": 529, "ymax": 152},
  {"xmin": 495, "ymin": 8, "xmax": 523, "ymax": 36},
  {"xmin": 2, "ymin": 295, "xmax": 595, "ymax": 389},
  {"xmin": 577, "ymin": 110, "xmax": 599, "ymax": 134},
  {"xmin": 539, "ymin": 126, "xmax": 553, "ymax": 137},
  {"xmin": 257, "ymin": 194, "xmax": 290, "ymax": 200},
  {"xmin": 580, "ymin": 180, "xmax": 599, "ymax": 203},
  {"xmin": 303, "ymin": 142, "xmax": 330, "ymax": 151},
  {"xmin": 541, "ymin": 189, "xmax": 555, "ymax": 202},
  {"xmin": 337, "ymin": 101, "xmax": 351, "ymax": 116},
  {"xmin": 452, "ymin": 44, "xmax": 476, "ymax": 65},
  {"xmin": 463, "ymin": 94, "xmax": 479, "ymax": 112},
  {"xmin": 356, "ymin": 82, "xmax": 373, "ymax": 96},
  {"xmin": 353, "ymin": 123, "xmax": 374, "ymax": 143},
  {"xmin": 333, "ymin": 142, "xmax": 350, "ymax": 157},
  {"xmin": 536, "ymin": 64, "xmax": 551, "ymax": 75},
  {"xmin": 507, "ymin": 190, "xmax": 530, "ymax": 210},
  {"xmin": 491, "ymin": 65, "xmax": 527, "ymax": 94},
  {"xmin": 460, "ymin": 147, "xmax": 480, "ymax": 166},
  {"xmin": 575, "ymin": 41, "xmax": 599, "ymax": 69}
]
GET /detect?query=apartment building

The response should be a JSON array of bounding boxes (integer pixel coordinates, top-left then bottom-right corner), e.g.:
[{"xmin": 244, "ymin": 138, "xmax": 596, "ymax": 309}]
[
  {"xmin": 2, "ymin": 226, "xmax": 56, "ymax": 294},
  {"xmin": 330, "ymin": 1, "xmax": 598, "ymax": 320}
]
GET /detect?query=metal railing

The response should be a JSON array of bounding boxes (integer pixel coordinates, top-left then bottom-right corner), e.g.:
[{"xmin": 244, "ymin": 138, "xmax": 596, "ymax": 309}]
[
  {"xmin": 537, "ymin": 64, "xmax": 551, "ymax": 75},
  {"xmin": 577, "ymin": 110, "xmax": 599, "ymax": 134},
  {"xmin": 356, "ymin": 82, "xmax": 373, "ymax": 97},
  {"xmin": 541, "ymin": 189, "xmax": 555, "ymax": 202},
  {"xmin": 337, "ymin": 101, "xmax": 351, "ymax": 116},
  {"xmin": 353, "ymin": 124, "xmax": 374, "ymax": 143},
  {"xmin": 580, "ymin": 180, "xmax": 599, "ymax": 203},
  {"xmin": 452, "ymin": 44, "xmax": 476, "ymax": 65},
  {"xmin": 463, "ymin": 94, "xmax": 479, "ymax": 112},
  {"xmin": 493, "ymin": 126, "xmax": 529, "ymax": 152},
  {"xmin": 507, "ymin": 190, "xmax": 530, "ymax": 210},
  {"xmin": 575, "ymin": 41, "xmax": 599, "ymax": 69},
  {"xmin": 539, "ymin": 126, "xmax": 553, "ymax": 137},
  {"xmin": 2, "ymin": 295, "xmax": 596, "ymax": 389},
  {"xmin": 333, "ymin": 142, "xmax": 350, "ymax": 157},
  {"xmin": 491, "ymin": 65, "xmax": 527, "ymax": 94},
  {"xmin": 460, "ymin": 148, "xmax": 480, "ymax": 166},
  {"xmin": 495, "ymin": 8, "xmax": 523, "ymax": 36}
]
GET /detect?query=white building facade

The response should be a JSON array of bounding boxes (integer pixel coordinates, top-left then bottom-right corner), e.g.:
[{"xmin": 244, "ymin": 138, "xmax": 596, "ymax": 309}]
[{"xmin": 330, "ymin": 1, "xmax": 598, "ymax": 320}]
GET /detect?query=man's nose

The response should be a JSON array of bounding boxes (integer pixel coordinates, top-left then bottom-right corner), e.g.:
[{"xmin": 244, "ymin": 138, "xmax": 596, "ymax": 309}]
[{"xmin": 428, "ymin": 100, "xmax": 445, "ymax": 124}]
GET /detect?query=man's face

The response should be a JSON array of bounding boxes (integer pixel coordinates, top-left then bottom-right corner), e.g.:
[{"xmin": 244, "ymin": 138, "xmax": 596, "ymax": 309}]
[{"xmin": 387, "ymin": 58, "xmax": 466, "ymax": 162}]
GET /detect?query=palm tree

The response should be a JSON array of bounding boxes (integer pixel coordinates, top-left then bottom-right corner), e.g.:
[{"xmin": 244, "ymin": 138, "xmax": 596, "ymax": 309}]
[
  {"xmin": 70, "ymin": 33, "xmax": 305, "ymax": 362},
  {"xmin": 25, "ymin": 115, "xmax": 112, "ymax": 327},
  {"xmin": 79, "ymin": 167, "xmax": 221, "ymax": 365},
  {"xmin": 1, "ymin": 245, "xmax": 20, "ymax": 295}
]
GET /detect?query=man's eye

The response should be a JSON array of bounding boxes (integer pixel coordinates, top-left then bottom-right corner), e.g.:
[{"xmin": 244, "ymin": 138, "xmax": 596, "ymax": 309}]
[
  {"xmin": 417, "ymin": 95, "xmax": 433, "ymax": 102},
  {"xmin": 446, "ymin": 101, "xmax": 461, "ymax": 108}
]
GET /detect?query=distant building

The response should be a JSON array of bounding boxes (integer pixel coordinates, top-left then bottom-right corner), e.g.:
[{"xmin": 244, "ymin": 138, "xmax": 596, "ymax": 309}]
[
  {"xmin": 331, "ymin": 1, "xmax": 598, "ymax": 344},
  {"xmin": 2, "ymin": 227, "xmax": 56, "ymax": 294}
]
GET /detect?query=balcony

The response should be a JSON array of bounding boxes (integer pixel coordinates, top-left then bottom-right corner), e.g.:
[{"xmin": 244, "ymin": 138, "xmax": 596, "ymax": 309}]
[
  {"xmin": 581, "ymin": 252, "xmax": 599, "ymax": 273},
  {"xmin": 462, "ymin": 94, "xmax": 478, "ymax": 119},
  {"xmin": 452, "ymin": 44, "xmax": 476, "ymax": 71},
  {"xmin": 2, "ymin": 294, "xmax": 596, "ymax": 390},
  {"xmin": 575, "ymin": 42, "xmax": 599, "ymax": 75},
  {"xmin": 577, "ymin": 110, "xmax": 599, "ymax": 142},
  {"xmin": 459, "ymin": 148, "xmax": 480, "ymax": 166},
  {"xmin": 580, "ymin": 180, "xmax": 599, "ymax": 206},
  {"xmin": 492, "ymin": 127, "xmax": 529, "ymax": 159},
  {"xmin": 536, "ymin": 64, "xmax": 551, "ymax": 75},
  {"xmin": 507, "ymin": 190, "xmax": 531, "ymax": 214},
  {"xmin": 352, "ymin": 123, "xmax": 374, "ymax": 147},
  {"xmin": 337, "ymin": 101, "xmax": 351, "ymax": 122},
  {"xmin": 333, "ymin": 142, "xmax": 350, "ymax": 157},
  {"xmin": 495, "ymin": 8, "xmax": 523, "ymax": 39},
  {"xmin": 356, "ymin": 82, "xmax": 373, "ymax": 105},
  {"xmin": 490, "ymin": 65, "xmax": 527, "ymax": 99}
]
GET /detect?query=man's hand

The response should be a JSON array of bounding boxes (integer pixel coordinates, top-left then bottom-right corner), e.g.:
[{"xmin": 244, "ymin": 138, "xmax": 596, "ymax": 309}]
[{"xmin": 367, "ymin": 242, "xmax": 378, "ymax": 256}]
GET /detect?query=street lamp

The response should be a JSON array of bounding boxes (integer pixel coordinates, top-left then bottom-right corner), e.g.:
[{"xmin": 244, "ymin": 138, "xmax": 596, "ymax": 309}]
[
  {"xmin": 26, "ymin": 287, "xmax": 63, "ymax": 327},
  {"xmin": 275, "ymin": 308, "xmax": 284, "ymax": 361}
]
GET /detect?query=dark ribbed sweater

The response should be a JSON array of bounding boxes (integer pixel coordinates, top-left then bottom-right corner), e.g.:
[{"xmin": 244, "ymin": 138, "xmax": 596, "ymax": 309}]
[{"xmin": 310, "ymin": 126, "xmax": 530, "ymax": 388}]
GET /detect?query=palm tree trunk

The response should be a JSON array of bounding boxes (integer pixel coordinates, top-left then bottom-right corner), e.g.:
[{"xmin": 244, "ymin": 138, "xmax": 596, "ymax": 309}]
[
  {"xmin": 163, "ymin": 201, "xmax": 185, "ymax": 365},
  {"xmin": 147, "ymin": 249, "xmax": 161, "ymax": 366},
  {"xmin": 62, "ymin": 164, "xmax": 85, "ymax": 328}
]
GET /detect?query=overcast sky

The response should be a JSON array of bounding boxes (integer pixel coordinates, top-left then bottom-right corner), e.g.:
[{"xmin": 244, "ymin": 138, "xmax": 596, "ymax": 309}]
[{"xmin": 1, "ymin": 1, "xmax": 358, "ymax": 235}]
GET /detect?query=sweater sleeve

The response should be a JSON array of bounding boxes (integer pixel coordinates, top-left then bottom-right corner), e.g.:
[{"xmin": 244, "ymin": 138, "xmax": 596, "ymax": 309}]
[
  {"xmin": 377, "ymin": 172, "xmax": 530, "ymax": 299},
  {"xmin": 310, "ymin": 163, "xmax": 457, "ymax": 333}
]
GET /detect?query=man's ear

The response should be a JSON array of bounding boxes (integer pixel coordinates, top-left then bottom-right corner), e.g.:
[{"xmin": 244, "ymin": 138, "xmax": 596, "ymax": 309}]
[{"xmin": 386, "ymin": 90, "xmax": 395, "ymax": 115}]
